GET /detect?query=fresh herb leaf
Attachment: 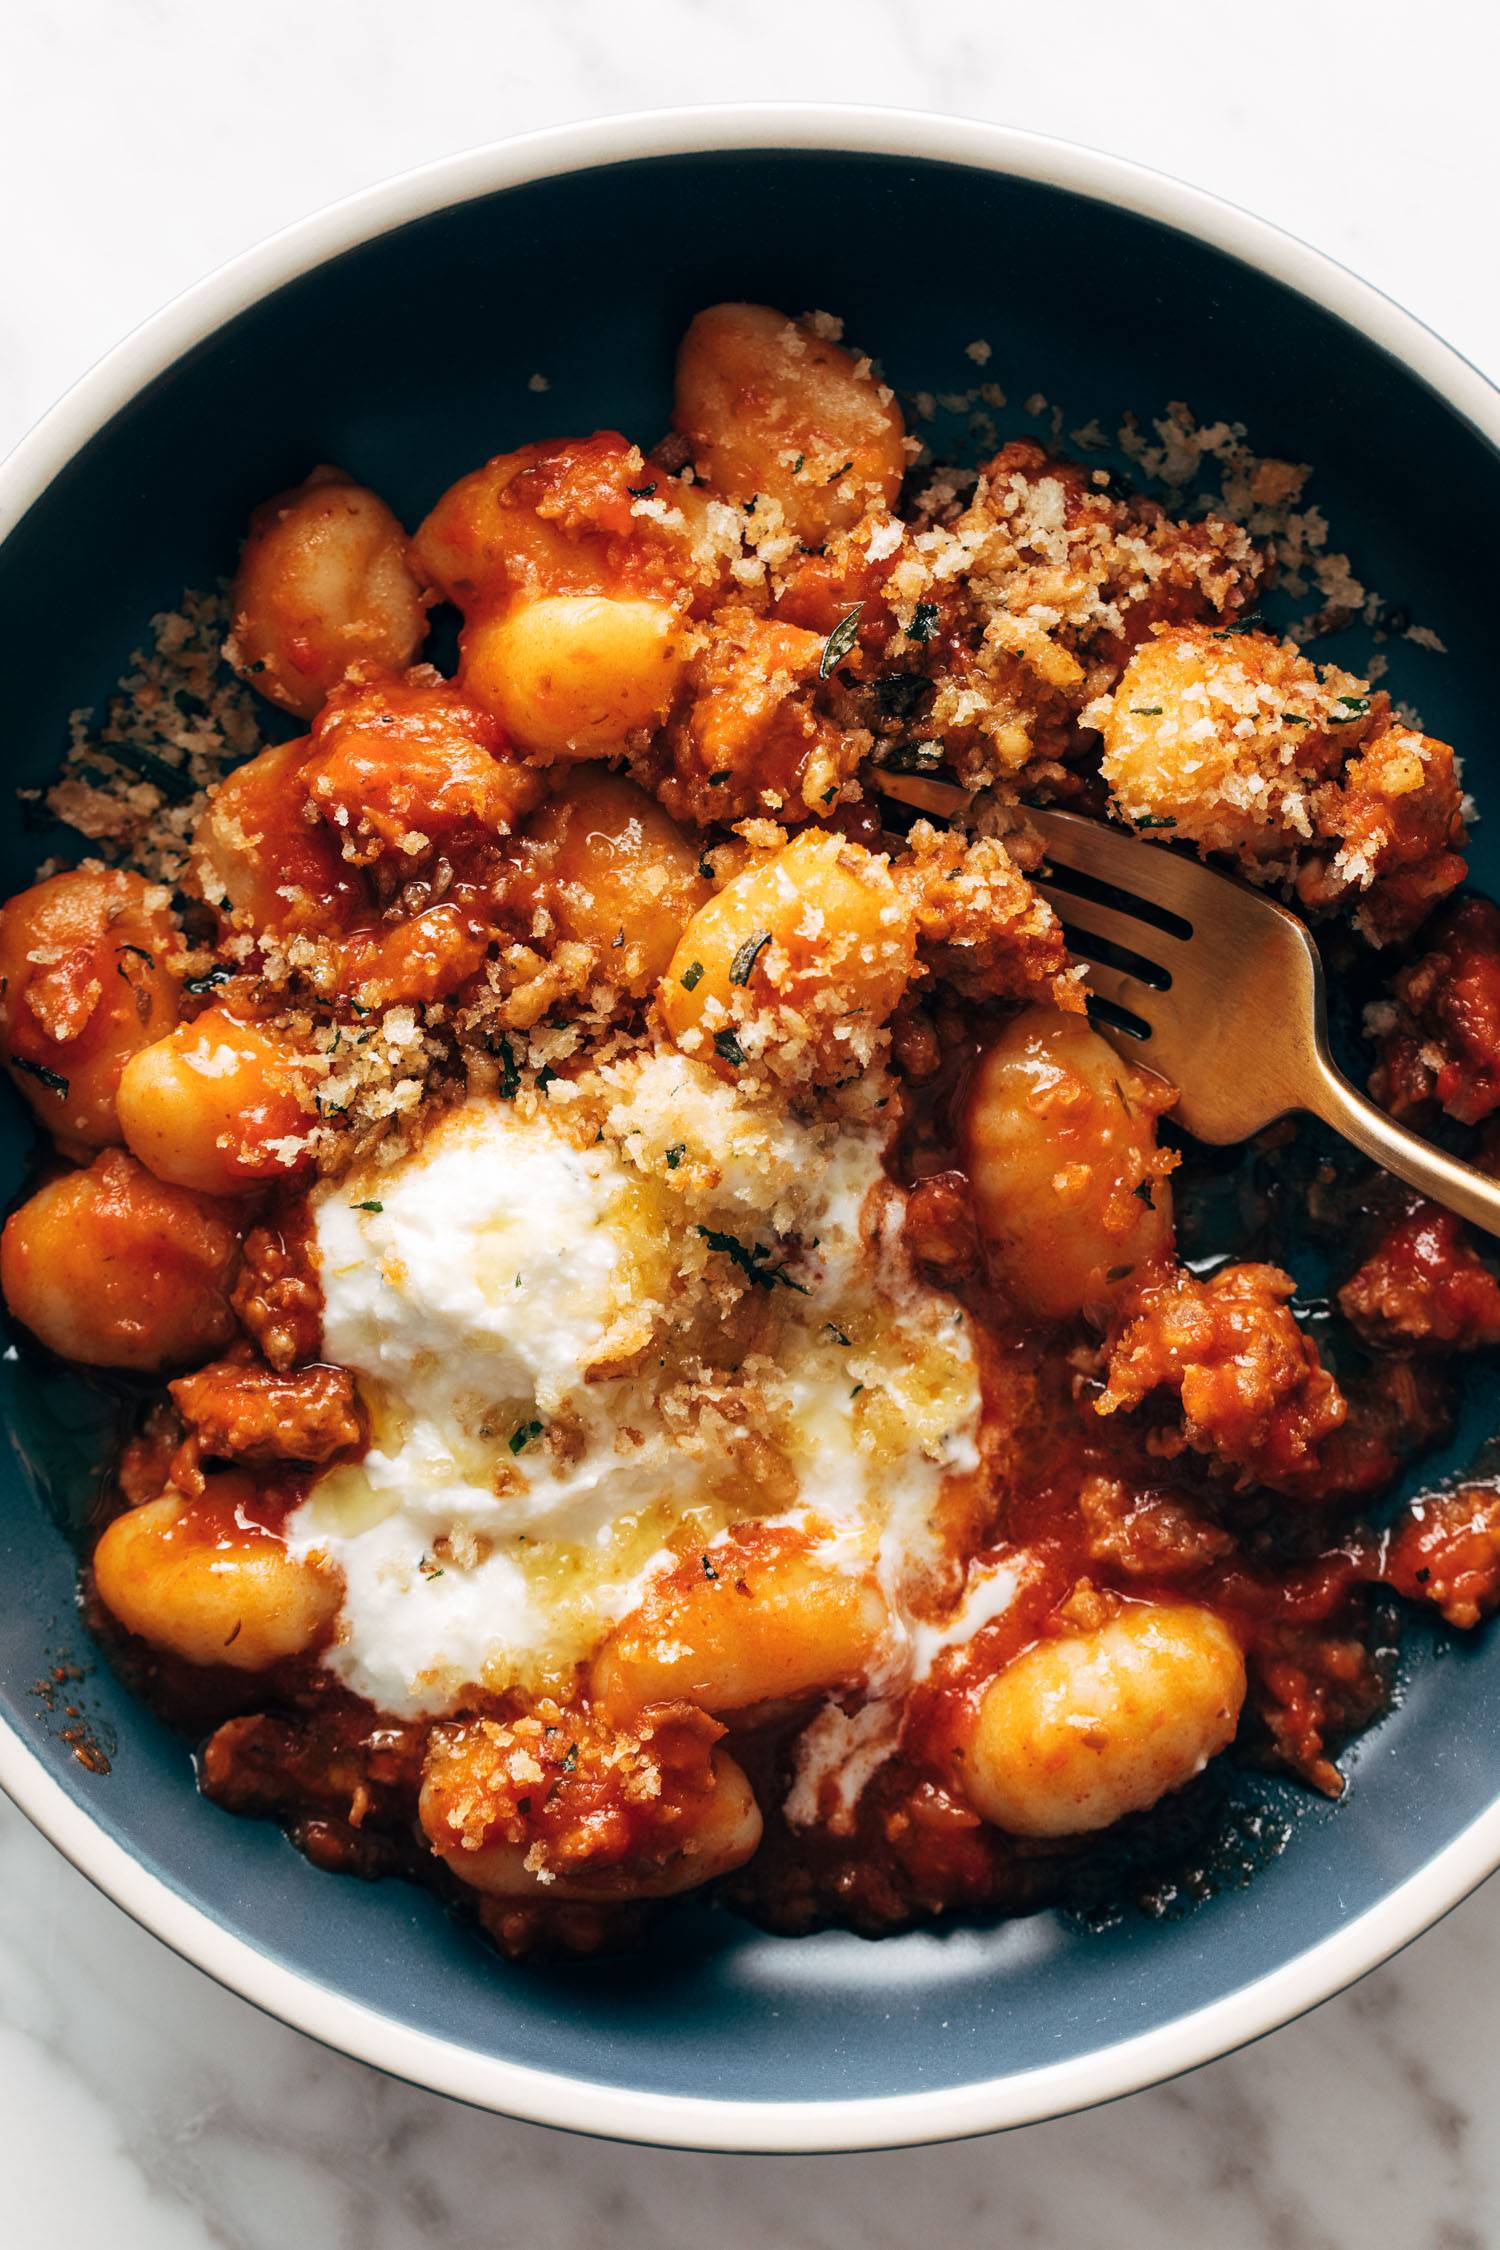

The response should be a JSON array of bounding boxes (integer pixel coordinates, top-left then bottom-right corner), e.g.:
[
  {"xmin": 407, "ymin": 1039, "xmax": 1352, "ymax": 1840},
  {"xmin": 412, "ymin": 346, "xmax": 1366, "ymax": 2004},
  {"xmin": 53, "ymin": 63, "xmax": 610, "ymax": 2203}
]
[
  {"xmin": 10, "ymin": 1055, "xmax": 68, "ymax": 1097},
  {"xmin": 1133, "ymin": 814, "xmax": 1177, "ymax": 831},
  {"xmin": 792, "ymin": 454, "xmax": 805, "ymax": 474},
  {"xmin": 849, "ymin": 1383, "xmax": 865, "ymax": 1399},
  {"xmin": 908, "ymin": 600, "xmax": 940, "ymax": 643},
  {"xmin": 694, "ymin": 1225, "xmax": 809, "ymax": 1294},
  {"xmin": 1329, "ymin": 693, "xmax": 1371, "ymax": 723},
  {"xmin": 665, "ymin": 1142, "xmax": 686, "ymax": 1170},
  {"xmin": 626, "ymin": 482, "xmax": 657, "ymax": 498},
  {"xmin": 819, "ymin": 603, "xmax": 864, "ymax": 679},
  {"xmin": 183, "ymin": 964, "xmax": 234, "ymax": 995},
  {"xmin": 535, "ymin": 1064, "xmax": 560, "ymax": 1094},
  {"xmin": 1282, "ymin": 712, "xmax": 1311, "ymax": 726},
  {"xmin": 109, "ymin": 740, "xmax": 198, "ymax": 801},
  {"xmin": 827, "ymin": 459, "xmax": 854, "ymax": 483},
  {"xmin": 680, "ymin": 960, "xmax": 705, "ymax": 992},
  {"xmin": 698, "ymin": 855, "xmax": 715, "ymax": 880},
  {"xmin": 713, "ymin": 1028, "xmax": 746, "ymax": 1067},
  {"xmin": 1129, "ymin": 705, "xmax": 1164, "ymax": 717},
  {"xmin": 350, "ymin": 1199, "xmax": 383, "ymax": 1213},
  {"xmin": 729, "ymin": 930, "xmax": 772, "ymax": 986},
  {"xmin": 743, "ymin": 496, "xmax": 758, "ymax": 515},
  {"xmin": 825, "ymin": 1323, "xmax": 852, "ymax": 1346},
  {"xmin": 1211, "ymin": 611, "xmax": 1265, "ymax": 638},
  {"xmin": 509, "ymin": 1419, "xmax": 544, "ymax": 1454},
  {"xmin": 492, "ymin": 1033, "xmax": 521, "ymax": 1099}
]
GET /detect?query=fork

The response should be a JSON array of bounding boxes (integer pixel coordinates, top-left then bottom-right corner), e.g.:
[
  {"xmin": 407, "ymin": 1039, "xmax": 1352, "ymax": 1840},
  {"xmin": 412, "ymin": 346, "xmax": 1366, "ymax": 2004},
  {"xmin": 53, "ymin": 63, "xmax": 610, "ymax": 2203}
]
[{"xmin": 874, "ymin": 777, "xmax": 1500, "ymax": 1239}]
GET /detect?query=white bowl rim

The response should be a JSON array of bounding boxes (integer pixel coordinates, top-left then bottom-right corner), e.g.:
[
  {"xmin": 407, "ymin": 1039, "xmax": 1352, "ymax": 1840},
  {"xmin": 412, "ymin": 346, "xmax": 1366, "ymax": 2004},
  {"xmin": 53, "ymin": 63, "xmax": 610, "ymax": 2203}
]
[{"xmin": 1, "ymin": 101, "xmax": 1498, "ymax": 2156}]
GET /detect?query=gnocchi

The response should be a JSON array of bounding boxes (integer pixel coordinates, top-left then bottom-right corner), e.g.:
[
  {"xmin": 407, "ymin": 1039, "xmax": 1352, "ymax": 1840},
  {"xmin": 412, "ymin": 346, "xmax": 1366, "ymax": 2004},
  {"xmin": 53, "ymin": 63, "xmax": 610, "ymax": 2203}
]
[
  {"xmin": 230, "ymin": 468, "xmax": 427, "ymax": 718},
  {"xmin": 660, "ymin": 828, "xmax": 918, "ymax": 1083},
  {"xmin": 0, "ymin": 1150, "xmax": 239, "ymax": 1370},
  {"xmin": 962, "ymin": 1005, "xmax": 1175, "ymax": 1322},
  {"xmin": 93, "ymin": 1480, "xmax": 341, "ymax": 1670},
  {"xmin": 963, "ymin": 1604, "xmax": 1247, "ymax": 1837},
  {"xmin": 0, "ymin": 869, "xmax": 180, "ymax": 1149},
  {"xmin": 116, "ymin": 1009, "xmax": 312, "ymax": 1196},
  {"xmin": 673, "ymin": 302, "xmax": 908, "ymax": 542}
]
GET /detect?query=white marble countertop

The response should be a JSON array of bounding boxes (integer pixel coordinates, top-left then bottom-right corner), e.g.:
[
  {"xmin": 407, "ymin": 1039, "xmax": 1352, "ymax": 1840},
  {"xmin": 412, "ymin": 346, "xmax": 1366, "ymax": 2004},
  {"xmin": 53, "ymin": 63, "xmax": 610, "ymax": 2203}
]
[{"xmin": 3, "ymin": 2, "xmax": 1498, "ymax": 2241}]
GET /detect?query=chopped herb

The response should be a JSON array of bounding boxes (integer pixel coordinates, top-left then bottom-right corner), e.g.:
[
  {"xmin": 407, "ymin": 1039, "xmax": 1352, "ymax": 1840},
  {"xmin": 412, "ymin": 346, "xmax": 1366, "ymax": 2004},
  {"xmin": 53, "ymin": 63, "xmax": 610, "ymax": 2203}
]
[
  {"xmin": 492, "ymin": 1033, "xmax": 521, "ymax": 1099},
  {"xmin": 1133, "ymin": 1179, "xmax": 1156, "ymax": 1207},
  {"xmin": 821, "ymin": 786, "xmax": 838, "ymax": 804},
  {"xmin": 626, "ymin": 482, "xmax": 657, "ymax": 498},
  {"xmin": 694, "ymin": 1225, "xmax": 809, "ymax": 1294},
  {"xmin": 665, "ymin": 1142, "xmax": 686, "ymax": 1171},
  {"xmin": 827, "ymin": 459, "xmax": 854, "ymax": 482},
  {"xmin": 1129, "ymin": 705, "xmax": 1164, "ymax": 717},
  {"xmin": 792, "ymin": 454, "xmax": 805, "ymax": 474},
  {"xmin": 698, "ymin": 855, "xmax": 715, "ymax": 880},
  {"xmin": 707, "ymin": 769, "xmax": 731, "ymax": 786},
  {"xmin": 1211, "ymin": 611, "xmax": 1265, "ymax": 638},
  {"xmin": 729, "ymin": 930, "xmax": 772, "ymax": 986},
  {"xmin": 1282, "ymin": 712, "xmax": 1312, "ymax": 726},
  {"xmin": 560, "ymin": 1742, "xmax": 579, "ymax": 1772},
  {"xmin": 509, "ymin": 1419, "xmax": 544, "ymax": 1454},
  {"xmin": 713, "ymin": 1028, "xmax": 746, "ymax": 1067},
  {"xmin": 1329, "ymin": 693, "xmax": 1371, "ymax": 723},
  {"xmin": 819, "ymin": 603, "xmax": 864, "ymax": 679},
  {"xmin": 743, "ymin": 496, "xmax": 758, "ymax": 515},
  {"xmin": 1336, "ymin": 692, "xmax": 1371, "ymax": 709},
  {"xmin": 850, "ymin": 1383, "xmax": 865, "ymax": 1400},
  {"xmin": 535, "ymin": 1064, "xmax": 560, "ymax": 1094},
  {"xmin": 908, "ymin": 600, "xmax": 940, "ymax": 643},
  {"xmin": 702, "ymin": 1554, "xmax": 720, "ymax": 1581},
  {"xmin": 418, "ymin": 1555, "xmax": 444, "ymax": 1580},
  {"xmin": 350, "ymin": 1199, "xmax": 383, "ymax": 1213},
  {"xmin": 183, "ymin": 964, "xmax": 234, "ymax": 995},
  {"xmin": 825, "ymin": 1323, "xmax": 852, "ymax": 1346},
  {"xmin": 515, "ymin": 1272, "xmax": 523, "ymax": 1286},
  {"xmin": 680, "ymin": 960, "xmax": 705, "ymax": 992},
  {"xmin": 109, "ymin": 740, "xmax": 198, "ymax": 801},
  {"xmin": 1133, "ymin": 814, "xmax": 1177, "ymax": 831},
  {"xmin": 10, "ymin": 1056, "xmax": 68, "ymax": 1097}
]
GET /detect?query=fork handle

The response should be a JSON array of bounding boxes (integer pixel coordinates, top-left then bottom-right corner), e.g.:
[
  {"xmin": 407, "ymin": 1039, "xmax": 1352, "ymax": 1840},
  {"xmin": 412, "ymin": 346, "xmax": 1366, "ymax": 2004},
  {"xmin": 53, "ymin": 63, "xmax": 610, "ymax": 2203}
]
[{"xmin": 1307, "ymin": 1051, "xmax": 1500, "ymax": 1240}]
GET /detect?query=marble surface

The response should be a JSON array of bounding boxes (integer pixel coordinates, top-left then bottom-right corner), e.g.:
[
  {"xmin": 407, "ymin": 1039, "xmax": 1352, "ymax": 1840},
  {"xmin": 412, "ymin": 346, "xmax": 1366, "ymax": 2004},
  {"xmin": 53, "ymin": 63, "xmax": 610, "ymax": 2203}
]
[{"xmin": 3, "ymin": 1, "xmax": 1499, "ymax": 2241}]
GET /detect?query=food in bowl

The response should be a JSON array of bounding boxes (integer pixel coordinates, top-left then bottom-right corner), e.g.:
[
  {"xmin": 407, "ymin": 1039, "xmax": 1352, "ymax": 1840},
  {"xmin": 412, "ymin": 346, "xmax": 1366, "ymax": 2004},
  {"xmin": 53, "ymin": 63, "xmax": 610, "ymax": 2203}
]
[{"xmin": 2, "ymin": 299, "xmax": 1497, "ymax": 1957}]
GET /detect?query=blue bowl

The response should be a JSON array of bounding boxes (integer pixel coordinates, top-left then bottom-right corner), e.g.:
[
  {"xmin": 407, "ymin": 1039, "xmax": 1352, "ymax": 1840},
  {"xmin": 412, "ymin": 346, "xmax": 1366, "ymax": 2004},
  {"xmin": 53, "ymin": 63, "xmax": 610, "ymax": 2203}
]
[{"xmin": 1, "ymin": 110, "xmax": 1497, "ymax": 2150}]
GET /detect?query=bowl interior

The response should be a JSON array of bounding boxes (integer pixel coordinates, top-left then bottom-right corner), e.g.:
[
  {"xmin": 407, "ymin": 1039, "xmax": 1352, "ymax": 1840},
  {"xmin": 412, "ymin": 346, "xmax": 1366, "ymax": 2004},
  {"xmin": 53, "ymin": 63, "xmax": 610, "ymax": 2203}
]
[{"xmin": 1, "ymin": 145, "xmax": 1498, "ymax": 2118}]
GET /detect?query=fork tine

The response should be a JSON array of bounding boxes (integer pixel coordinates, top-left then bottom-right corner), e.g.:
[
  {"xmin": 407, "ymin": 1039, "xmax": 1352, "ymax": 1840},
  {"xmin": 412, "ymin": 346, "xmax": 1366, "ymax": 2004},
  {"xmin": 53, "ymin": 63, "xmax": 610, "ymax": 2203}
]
[
  {"xmin": 1033, "ymin": 884, "xmax": 1184, "ymax": 981},
  {"xmin": 1073, "ymin": 959, "xmax": 1161, "ymax": 1028},
  {"xmin": 1027, "ymin": 806, "xmax": 1209, "ymax": 929}
]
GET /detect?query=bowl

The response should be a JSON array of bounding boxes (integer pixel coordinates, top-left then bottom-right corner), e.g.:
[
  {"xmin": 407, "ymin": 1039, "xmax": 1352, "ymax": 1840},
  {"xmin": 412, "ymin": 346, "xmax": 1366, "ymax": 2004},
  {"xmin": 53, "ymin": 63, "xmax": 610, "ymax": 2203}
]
[{"xmin": 1, "ymin": 106, "xmax": 1498, "ymax": 2154}]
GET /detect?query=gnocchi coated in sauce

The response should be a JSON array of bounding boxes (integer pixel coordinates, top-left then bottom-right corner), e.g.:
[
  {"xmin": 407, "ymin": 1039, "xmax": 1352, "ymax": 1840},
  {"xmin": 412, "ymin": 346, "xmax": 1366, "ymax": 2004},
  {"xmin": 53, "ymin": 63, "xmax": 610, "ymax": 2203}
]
[{"xmin": 4, "ymin": 300, "xmax": 1498, "ymax": 1956}]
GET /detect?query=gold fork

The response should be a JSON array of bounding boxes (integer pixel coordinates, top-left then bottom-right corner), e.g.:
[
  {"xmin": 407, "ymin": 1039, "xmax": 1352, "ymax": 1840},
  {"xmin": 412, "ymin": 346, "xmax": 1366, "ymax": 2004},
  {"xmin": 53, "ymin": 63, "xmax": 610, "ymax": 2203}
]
[{"xmin": 876, "ymin": 777, "xmax": 1500, "ymax": 1239}]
